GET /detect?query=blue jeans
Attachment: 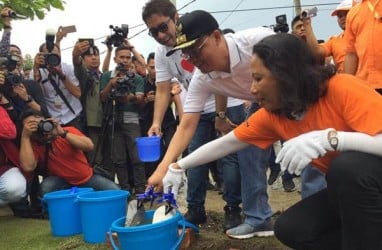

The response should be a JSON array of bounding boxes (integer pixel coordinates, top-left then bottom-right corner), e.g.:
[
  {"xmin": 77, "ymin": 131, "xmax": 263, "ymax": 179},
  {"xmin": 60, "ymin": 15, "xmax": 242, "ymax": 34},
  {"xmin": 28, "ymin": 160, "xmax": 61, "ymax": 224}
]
[
  {"xmin": 300, "ymin": 164, "xmax": 327, "ymax": 199},
  {"xmin": 239, "ymin": 102, "xmax": 273, "ymax": 226},
  {"xmin": 40, "ymin": 174, "xmax": 120, "ymax": 196},
  {"xmin": 186, "ymin": 105, "xmax": 242, "ymax": 209}
]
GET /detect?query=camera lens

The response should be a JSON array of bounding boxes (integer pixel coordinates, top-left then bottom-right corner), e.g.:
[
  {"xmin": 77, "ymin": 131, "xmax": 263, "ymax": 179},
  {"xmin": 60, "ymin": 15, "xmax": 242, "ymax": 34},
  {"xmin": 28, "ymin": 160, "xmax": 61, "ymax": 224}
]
[
  {"xmin": 38, "ymin": 120, "xmax": 54, "ymax": 134},
  {"xmin": 45, "ymin": 54, "xmax": 61, "ymax": 67}
]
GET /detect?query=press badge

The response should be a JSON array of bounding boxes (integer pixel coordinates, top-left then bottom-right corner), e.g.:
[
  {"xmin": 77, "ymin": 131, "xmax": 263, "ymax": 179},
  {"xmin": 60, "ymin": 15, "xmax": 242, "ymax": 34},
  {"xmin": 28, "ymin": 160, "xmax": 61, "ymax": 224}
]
[{"xmin": 54, "ymin": 95, "xmax": 63, "ymax": 108}]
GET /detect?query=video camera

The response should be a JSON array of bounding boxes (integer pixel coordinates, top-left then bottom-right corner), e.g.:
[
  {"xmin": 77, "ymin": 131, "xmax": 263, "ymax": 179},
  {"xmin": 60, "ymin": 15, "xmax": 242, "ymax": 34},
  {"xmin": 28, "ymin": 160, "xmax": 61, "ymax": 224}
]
[
  {"xmin": 37, "ymin": 119, "xmax": 54, "ymax": 135},
  {"xmin": 40, "ymin": 29, "xmax": 61, "ymax": 68},
  {"xmin": 104, "ymin": 24, "xmax": 129, "ymax": 48},
  {"xmin": 272, "ymin": 14, "xmax": 289, "ymax": 33},
  {"xmin": 0, "ymin": 54, "xmax": 23, "ymax": 86},
  {"xmin": 112, "ymin": 64, "xmax": 135, "ymax": 97}
]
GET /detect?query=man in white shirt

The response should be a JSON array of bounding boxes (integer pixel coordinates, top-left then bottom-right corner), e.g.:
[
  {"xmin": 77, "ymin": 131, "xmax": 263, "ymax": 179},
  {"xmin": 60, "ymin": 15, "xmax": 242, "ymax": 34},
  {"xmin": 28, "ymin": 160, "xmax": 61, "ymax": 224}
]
[
  {"xmin": 142, "ymin": 0, "xmax": 244, "ymax": 232},
  {"xmin": 143, "ymin": 2, "xmax": 275, "ymax": 239}
]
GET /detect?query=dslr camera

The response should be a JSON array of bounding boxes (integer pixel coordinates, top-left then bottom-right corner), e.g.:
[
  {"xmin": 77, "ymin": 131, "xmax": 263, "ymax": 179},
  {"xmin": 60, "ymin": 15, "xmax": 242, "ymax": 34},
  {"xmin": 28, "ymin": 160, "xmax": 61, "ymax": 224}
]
[
  {"xmin": 37, "ymin": 119, "xmax": 54, "ymax": 135},
  {"xmin": 0, "ymin": 54, "xmax": 23, "ymax": 86},
  {"xmin": 104, "ymin": 24, "xmax": 129, "ymax": 48},
  {"xmin": 40, "ymin": 29, "xmax": 61, "ymax": 68},
  {"xmin": 272, "ymin": 14, "xmax": 289, "ymax": 33}
]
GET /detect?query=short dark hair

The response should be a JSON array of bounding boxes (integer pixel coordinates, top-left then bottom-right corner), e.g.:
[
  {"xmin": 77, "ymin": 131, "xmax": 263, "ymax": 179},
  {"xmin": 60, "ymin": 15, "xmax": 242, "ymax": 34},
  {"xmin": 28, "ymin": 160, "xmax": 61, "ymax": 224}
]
[
  {"xmin": 142, "ymin": 0, "xmax": 177, "ymax": 23},
  {"xmin": 115, "ymin": 45, "xmax": 131, "ymax": 54},
  {"xmin": 147, "ymin": 52, "xmax": 155, "ymax": 64},
  {"xmin": 252, "ymin": 33, "xmax": 335, "ymax": 118},
  {"xmin": 291, "ymin": 14, "xmax": 303, "ymax": 29}
]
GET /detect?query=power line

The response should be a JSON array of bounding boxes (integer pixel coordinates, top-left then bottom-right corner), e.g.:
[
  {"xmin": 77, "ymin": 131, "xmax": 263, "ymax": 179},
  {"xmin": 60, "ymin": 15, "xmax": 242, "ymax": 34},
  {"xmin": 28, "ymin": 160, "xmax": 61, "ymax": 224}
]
[
  {"xmin": 208, "ymin": 2, "xmax": 339, "ymax": 14},
  {"xmin": 219, "ymin": 0, "xmax": 244, "ymax": 26}
]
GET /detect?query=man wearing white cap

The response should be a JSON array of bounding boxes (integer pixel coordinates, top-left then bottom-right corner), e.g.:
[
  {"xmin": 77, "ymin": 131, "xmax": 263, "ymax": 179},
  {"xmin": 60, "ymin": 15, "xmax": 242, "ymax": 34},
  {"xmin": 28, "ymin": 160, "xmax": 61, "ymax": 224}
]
[{"xmin": 303, "ymin": 0, "xmax": 353, "ymax": 73}]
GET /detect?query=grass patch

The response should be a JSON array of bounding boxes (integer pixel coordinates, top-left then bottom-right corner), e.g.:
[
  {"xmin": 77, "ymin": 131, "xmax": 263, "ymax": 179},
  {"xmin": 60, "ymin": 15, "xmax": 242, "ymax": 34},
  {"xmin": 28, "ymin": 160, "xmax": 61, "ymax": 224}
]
[{"xmin": 0, "ymin": 216, "xmax": 108, "ymax": 250}]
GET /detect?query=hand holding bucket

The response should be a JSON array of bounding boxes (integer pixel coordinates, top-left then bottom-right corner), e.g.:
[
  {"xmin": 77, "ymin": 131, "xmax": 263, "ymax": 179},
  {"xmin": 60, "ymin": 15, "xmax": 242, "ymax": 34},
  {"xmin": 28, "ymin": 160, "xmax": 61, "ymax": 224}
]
[{"xmin": 136, "ymin": 136, "xmax": 161, "ymax": 162}]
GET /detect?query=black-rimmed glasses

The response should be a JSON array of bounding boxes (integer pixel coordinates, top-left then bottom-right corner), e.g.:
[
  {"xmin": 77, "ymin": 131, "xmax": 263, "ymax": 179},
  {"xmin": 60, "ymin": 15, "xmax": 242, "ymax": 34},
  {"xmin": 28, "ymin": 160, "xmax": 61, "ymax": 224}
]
[{"xmin": 148, "ymin": 18, "xmax": 171, "ymax": 37}]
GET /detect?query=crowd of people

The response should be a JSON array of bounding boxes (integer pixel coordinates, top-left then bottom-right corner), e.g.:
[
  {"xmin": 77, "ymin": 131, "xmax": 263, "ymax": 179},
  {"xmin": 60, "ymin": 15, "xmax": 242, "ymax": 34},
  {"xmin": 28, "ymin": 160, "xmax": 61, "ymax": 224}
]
[{"xmin": 1, "ymin": 0, "xmax": 382, "ymax": 249}]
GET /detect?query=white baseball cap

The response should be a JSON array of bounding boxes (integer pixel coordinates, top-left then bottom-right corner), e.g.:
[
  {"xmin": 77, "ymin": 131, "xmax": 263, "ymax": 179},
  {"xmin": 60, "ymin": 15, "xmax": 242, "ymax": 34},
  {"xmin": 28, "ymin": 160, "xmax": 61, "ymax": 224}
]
[{"xmin": 331, "ymin": 0, "xmax": 353, "ymax": 16}]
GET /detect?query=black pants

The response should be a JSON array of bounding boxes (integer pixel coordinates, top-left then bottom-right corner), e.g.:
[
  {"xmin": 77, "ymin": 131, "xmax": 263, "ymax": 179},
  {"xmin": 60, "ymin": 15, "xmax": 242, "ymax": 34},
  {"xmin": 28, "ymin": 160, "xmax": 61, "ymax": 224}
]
[{"xmin": 274, "ymin": 151, "xmax": 382, "ymax": 250}]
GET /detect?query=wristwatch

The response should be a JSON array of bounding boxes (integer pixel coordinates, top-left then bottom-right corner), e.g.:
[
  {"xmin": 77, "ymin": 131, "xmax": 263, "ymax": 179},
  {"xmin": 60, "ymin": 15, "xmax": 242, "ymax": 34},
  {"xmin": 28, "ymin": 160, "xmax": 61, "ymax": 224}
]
[
  {"xmin": 327, "ymin": 130, "xmax": 338, "ymax": 150},
  {"xmin": 216, "ymin": 111, "xmax": 227, "ymax": 119}
]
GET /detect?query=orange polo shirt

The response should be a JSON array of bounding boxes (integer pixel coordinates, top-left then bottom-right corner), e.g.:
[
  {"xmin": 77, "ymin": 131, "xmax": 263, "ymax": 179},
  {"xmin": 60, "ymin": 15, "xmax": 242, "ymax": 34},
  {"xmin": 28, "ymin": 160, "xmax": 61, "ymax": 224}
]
[
  {"xmin": 344, "ymin": 0, "xmax": 382, "ymax": 89},
  {"xmin": 234, "ymin": 74, "xmax": 382, "ymax": 173},
  {"xmin": 321, "ymin": 32, "xmax": 347, "ymax": 73}
]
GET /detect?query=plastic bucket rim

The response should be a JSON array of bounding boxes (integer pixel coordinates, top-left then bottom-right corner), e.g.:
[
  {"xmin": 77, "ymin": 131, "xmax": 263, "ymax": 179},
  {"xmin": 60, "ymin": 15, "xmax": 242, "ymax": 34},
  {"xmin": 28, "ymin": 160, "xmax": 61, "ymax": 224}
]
[
  {"xmin": 43, "ymin": 187, "xmax": 94, "ymax": 200},
  {"xmin": 111, "ymin": 211, "xmax": 182, "ymax": 232},
  {"xmin": 76, "ymin": 190, "xmax": 129, "ymax": 202}
]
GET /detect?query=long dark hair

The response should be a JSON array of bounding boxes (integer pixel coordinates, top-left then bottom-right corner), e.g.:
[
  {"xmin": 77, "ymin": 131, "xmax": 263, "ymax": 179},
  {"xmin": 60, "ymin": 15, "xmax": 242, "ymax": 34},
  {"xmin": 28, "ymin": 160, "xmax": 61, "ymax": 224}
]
[{"xmin": 252, "ymin": 33, "xmax": 335, "ymax": 119}]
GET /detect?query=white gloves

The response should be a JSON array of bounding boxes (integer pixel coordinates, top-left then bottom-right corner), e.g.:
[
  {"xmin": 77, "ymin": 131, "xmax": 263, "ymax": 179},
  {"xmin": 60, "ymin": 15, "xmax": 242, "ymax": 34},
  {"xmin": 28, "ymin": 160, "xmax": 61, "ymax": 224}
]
[
  {"xmin": 162, "ymin": 164, "xmax": 184, "ymax": 199},
  {"xmin": 276, "ymin": 129, "xmax": 335, "ymax": 175}
]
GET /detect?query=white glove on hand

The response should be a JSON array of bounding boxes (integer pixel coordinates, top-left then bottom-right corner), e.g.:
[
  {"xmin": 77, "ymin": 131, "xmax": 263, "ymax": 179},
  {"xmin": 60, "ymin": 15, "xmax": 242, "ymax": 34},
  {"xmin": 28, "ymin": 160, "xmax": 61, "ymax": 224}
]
[
  {"xmin": 162, "ymin": 164, "xmax": 184, "ymax": 199},
  {"xmin": 276, "ymin": 129, "xmax": 335, "ymax": 175}
]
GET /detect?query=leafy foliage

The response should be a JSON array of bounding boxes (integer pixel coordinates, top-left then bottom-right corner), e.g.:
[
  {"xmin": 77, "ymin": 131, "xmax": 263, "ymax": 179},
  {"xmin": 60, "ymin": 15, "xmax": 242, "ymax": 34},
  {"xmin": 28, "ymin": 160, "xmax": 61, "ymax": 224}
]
[{"xmin": 0, "ymin": 0, "xmax": 65, "ymax": 29}]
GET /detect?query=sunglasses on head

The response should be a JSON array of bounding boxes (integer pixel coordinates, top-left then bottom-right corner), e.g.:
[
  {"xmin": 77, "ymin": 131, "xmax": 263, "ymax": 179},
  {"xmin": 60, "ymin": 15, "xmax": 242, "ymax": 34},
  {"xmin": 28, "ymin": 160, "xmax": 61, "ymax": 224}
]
[{"xmin": 148, "ymin": 18, "xmax": 171, "ymax": 37}]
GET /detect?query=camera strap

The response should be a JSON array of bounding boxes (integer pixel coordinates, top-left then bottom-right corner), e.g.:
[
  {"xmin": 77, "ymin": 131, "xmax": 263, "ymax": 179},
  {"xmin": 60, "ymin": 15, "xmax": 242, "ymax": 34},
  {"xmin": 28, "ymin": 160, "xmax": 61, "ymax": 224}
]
[{"xmin": 48, "ymin": 74, "xmax": 76, "ymax": 114}]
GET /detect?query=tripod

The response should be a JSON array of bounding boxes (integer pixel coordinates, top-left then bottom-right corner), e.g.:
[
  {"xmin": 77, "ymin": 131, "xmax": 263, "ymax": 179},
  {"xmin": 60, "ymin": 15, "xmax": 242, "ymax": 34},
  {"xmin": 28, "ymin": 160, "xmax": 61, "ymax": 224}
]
[{"xmin": 91, "ymin": 92, "xmax": 117, "ymax": 166}]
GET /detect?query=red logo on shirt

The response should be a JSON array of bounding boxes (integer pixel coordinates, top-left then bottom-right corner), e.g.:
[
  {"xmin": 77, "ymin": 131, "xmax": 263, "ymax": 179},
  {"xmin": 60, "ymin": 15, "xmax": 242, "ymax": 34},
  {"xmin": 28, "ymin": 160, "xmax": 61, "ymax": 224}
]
[{"xmin": 180, "ymin": 59, "xmax": 194, "ymax": 73}]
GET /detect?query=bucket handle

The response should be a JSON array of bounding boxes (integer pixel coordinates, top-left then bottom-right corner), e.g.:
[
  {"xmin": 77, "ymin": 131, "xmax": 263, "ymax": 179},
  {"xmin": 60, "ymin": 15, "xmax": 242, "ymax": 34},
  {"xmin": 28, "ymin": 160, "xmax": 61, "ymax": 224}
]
[
  {"xmin": 109, "ymin": 227, "xmax": 120, "ymax": 250},
  {"xmin": 108, "ymin": 217, "xmax": 186, "ymax": 250},
  {"xmin": 172, "ymin": 217, "xmax": 186, "ymax": 250}
]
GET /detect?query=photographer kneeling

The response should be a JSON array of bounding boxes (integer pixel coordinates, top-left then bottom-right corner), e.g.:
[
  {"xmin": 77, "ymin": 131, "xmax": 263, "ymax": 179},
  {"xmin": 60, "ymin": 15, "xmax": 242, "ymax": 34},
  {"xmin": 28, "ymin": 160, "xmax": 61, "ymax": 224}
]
[{"xmin": 19, "ymin": 109, "xmax": 120, "ymax": 196}]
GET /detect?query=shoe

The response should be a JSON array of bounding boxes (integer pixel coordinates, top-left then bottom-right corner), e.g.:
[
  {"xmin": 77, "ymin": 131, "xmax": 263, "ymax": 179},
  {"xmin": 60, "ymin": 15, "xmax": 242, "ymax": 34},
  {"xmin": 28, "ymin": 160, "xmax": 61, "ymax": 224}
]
[
  {"xmin": 184, "ymin": 208, "xmax": 207, "ymax": 225},
  {"xmin": 268, "ymin": 168, "xmax": 281, "ymax": 185},
  {"xmin": 224, "ymin": 206, "xmax": 242, "ymax": 232},
  {"xmin": 282, "ymin": 178, "xmax": 296, "ymax": 192},
  {"xmin": 226, "ymin": 218, "xmax": 274, "ymax": 239}
]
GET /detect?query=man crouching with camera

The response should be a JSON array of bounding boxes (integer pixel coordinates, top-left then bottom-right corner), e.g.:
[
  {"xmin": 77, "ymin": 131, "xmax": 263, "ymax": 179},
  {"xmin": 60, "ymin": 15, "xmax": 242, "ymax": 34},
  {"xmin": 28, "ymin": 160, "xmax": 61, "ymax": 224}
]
[{"xmin": 19, "ymin": 109, "xmax": 120, "ymax": 197}]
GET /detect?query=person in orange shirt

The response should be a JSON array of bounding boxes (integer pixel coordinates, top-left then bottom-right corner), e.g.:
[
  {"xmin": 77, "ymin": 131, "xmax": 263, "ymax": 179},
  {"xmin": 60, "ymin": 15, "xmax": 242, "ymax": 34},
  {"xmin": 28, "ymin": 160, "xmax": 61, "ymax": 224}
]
[
  {"xmin": 19, "ymin": 109, "xmax": 120, "ymax": 196},
  {"xmin": 162, "ymin": 33, "xmax": 382, "ymax": 249},
  {"xmin": 344, "ymin": 0, "xmax": 382, "ymax": 91},
  {"xmin": 303, "ymin": 0, "xmax": 352, "ymax": 72}
]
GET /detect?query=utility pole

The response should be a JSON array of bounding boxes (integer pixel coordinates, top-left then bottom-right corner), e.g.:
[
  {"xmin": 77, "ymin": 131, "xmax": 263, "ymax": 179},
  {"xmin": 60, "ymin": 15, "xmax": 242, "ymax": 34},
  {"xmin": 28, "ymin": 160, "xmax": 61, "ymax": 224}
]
[{"xmin": 294, "ymin": 0, "xmax": 302, "ymax": 15}]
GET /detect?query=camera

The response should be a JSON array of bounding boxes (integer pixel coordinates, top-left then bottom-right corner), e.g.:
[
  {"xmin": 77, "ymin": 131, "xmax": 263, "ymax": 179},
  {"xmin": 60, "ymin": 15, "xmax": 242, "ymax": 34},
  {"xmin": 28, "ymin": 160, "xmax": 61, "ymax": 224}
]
[
  {"xmin": 113, "ymin": 72, "xmax": 135, "ymax": 97},
  {"xmin": 41, "ymin": 53, "xmax": 61, "ymax": 68},
  {"xmin": 301, "ymin": 7, "xmax": 318, "ymax": 19},
  {"xmin": 0, "ymin": 54, "xmax": 19, "ymax": 72},
  {"xmin": 0, "ymin": 55, "xmax": 23, "ymax": 86},
  {"xmin": 5, "ymin": 72, "xmax": 23, "ymax": 86},
  {"xmin": 104, "ymin": 24, "xmax": 129, "ymax": 48},
  {"xmin": 40, "ymin": 29, "xmax": 61, "ymax": 68},
  {"xmin": 37, "ymin": 120, "xmax": 54, "ymax": 135},
  {"xmin": 272, "ymin": 14, "xmax": 289, "ymax": 33}
]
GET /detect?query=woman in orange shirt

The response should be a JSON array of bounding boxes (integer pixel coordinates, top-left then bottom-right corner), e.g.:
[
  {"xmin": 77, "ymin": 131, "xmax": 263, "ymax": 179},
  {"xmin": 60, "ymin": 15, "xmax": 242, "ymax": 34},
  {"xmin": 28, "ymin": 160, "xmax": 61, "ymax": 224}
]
[{"xmin": 163, "ymin": 33, "xmax": 382, "ymax": 249}]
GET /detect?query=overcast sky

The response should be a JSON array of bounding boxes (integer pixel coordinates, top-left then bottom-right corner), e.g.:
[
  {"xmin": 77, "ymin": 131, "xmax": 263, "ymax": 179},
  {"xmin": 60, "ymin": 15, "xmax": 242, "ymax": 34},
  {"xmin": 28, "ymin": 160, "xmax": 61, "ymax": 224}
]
[{"xmin": 11, "ymin": 0, "xmax": 342, "ymax": 64}]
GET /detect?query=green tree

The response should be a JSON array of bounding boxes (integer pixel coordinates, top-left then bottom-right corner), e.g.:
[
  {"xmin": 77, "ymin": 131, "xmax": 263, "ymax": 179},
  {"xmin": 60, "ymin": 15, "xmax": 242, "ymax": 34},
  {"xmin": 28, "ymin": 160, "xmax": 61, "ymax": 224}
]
[{"xmin": 0, "ymin": 0, "xmax": 66, "ymax": 28}]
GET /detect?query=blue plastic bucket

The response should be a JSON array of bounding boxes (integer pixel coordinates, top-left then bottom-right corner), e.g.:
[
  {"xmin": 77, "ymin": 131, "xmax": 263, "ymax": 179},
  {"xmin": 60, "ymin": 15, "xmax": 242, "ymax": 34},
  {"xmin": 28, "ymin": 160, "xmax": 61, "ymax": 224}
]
[
  {"xmin": 43, "ymin": 187, "xmax": 94, "ymax": 237},
  {"xmin": 109, "ymin": 210, "xmax": 186, "ymax": 250},
  {"xmin": 77, "ymin": 190, "xmax": 130, "ymax": 243},
  {"xmin": 136, "ymin": 136, "xmax": 161, "ymax": 162}
]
